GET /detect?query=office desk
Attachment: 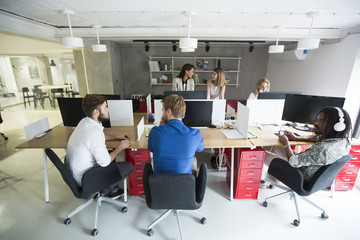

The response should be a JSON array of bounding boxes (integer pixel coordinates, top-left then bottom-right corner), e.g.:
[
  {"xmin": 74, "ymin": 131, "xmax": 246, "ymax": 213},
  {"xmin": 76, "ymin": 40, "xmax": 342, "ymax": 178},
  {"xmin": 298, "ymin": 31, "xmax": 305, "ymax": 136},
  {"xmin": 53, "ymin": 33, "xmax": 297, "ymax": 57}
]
[{"xmin": 16, "ymin": 119, "xmax": 320, "ymax": 202}]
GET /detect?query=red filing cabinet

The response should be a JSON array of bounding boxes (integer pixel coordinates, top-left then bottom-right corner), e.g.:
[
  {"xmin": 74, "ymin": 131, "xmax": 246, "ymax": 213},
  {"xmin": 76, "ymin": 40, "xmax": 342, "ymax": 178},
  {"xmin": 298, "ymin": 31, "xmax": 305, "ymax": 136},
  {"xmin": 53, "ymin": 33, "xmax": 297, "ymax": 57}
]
[
  {"xmin": 334, "ymin": 145, "xmax": 360, "ymax": 191},
  {"xmin": 125, "ymin": 149, "xmax": 151, "ymax": 196},
  {"xmin": 226, "ymin": 147, "xmax": 265, "ymax": 199}
]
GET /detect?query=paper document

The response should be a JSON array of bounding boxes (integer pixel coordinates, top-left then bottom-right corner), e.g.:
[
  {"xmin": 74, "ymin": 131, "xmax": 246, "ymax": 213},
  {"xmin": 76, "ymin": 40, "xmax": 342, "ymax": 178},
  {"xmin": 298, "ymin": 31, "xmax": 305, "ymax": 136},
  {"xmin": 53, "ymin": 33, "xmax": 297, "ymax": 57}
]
[{"xmin": 221, "ymin": 129, "xmax": 246, "ymax": 139}]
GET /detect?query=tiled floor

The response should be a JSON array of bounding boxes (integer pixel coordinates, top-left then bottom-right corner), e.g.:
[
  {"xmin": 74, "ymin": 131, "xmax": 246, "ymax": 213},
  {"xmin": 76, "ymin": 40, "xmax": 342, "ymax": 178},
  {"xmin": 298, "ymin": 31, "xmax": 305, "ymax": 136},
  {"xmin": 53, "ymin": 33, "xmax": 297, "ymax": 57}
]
[{"xmin": 0, "ymin": 104, "xmax": 359, "ymax": 240}]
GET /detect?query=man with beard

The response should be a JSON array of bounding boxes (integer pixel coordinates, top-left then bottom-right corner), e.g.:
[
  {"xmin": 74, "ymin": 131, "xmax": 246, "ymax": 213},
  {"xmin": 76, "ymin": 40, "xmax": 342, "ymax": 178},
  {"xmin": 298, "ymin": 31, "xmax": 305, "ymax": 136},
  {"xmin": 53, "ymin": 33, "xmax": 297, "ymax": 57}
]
[
  {"xmin": 274, "ymin": 107, "xmax": 352, "ymax": 182},
  {"xmin": 148, "ymin": 94, "xmax": 205, "ymax": 174},
  {"xmin": 66, "ymin": 94, "xmax": 133, "ymax": 197}
]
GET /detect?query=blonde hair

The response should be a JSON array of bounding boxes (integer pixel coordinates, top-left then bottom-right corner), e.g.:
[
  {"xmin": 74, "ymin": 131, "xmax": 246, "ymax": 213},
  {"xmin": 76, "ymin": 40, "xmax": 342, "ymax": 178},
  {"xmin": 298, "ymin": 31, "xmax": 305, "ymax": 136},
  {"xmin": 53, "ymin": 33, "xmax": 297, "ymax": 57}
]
[
  {"xmin": 212, "ymin": 68, "xmax": 227, "ymax": 87},
  {"xmin": 162, "ymin": 94, "xmax": 186, "ymax": 118},
  {"xmin": 254, "ymin": 78, "xmax": 270, "ymax": 97}
]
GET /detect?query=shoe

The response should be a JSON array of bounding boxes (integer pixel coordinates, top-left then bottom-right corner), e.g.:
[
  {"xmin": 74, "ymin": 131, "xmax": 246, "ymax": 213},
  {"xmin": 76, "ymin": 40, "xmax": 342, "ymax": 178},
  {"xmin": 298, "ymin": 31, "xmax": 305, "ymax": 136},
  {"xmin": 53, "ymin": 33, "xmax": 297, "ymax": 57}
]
[{"xmin": 107, "ymin": 187, "xmax": 124, "ymax": 198}]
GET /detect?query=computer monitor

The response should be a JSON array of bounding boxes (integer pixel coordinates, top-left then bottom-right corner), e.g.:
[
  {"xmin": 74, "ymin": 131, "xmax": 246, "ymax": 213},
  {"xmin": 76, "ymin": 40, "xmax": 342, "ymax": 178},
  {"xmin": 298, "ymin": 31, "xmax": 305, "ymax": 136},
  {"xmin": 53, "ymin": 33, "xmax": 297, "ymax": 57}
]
[
  {"xmin": 258, "ymin": 91, "xmax": 302, "ymax": 99},
  {"xmin": 164, "ymin": 91, "xmax": 207, "ymax": 99},
  {"xmin": 99, "ymin": 94, "xmax": 121, "ymax": 100},
  {"xmin": 282, "ymin": 94, "xmax": 345, "ymax": 125},
  {"xmin": 182, "ymin": 101, "xmax": 213, "ymax": 127},
  {"xmin": 57, "ymin": 98, "xmax": 111, "ymax": 128}
]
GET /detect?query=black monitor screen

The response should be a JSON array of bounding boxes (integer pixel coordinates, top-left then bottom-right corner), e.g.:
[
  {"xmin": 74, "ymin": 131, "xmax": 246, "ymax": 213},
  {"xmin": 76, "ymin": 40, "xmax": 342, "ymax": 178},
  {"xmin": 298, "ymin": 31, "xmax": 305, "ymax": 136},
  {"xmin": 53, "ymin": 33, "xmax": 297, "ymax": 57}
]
[
  {"xmin": 99, "ymin": 94, "xmax": 121, "ymax": 100},
  {"xmin": 182, "ymin": 101, "xmax": 213, "ymax": 127},
  {"xmin": 258, "ymin": 91, "xmax": 302, "ymax": 99},
  {"xmin": 57, "ymin": 98, "xmax": 111, "ymax": 128},
  {"xmin": 282, "ymin": 94, "xmax": 345, "ymax": 124},
  {"xmin": 164, "ymin": 91, "xmax": 207, "ymax": 99}
]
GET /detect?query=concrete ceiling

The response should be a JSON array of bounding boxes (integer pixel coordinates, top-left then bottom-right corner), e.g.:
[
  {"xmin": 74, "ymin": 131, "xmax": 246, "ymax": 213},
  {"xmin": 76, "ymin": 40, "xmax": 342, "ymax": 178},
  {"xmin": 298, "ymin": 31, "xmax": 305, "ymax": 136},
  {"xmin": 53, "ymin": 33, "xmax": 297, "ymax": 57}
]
[{"xmin": 0, "ymin": 0, "xmax": 360, "ymax": 45}]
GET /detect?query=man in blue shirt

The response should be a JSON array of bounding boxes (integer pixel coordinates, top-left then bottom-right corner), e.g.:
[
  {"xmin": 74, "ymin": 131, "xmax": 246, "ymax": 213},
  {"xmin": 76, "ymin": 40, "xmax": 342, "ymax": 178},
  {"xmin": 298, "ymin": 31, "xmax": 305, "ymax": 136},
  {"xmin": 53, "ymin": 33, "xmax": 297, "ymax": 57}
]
[{"xmin": 148, "ymin": 94, "xmax": 205, "ymax": 174}]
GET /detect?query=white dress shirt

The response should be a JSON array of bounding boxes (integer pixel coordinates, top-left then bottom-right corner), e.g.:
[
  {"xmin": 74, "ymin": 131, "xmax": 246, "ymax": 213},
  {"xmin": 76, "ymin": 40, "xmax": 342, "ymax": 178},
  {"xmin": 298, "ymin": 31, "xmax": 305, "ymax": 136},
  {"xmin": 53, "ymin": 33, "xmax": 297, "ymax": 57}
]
[{"xmin": 66, "ymin": 117, "xmax": 111, "ymax": 186}]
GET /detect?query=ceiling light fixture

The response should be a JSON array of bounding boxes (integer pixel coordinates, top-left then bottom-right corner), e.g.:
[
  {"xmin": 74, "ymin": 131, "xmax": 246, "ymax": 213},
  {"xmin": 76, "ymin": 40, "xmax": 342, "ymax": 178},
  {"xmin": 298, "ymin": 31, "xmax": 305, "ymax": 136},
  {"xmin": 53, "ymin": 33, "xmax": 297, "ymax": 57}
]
[
  {"xmin": 297, "ymin": 12, "xmax": 320, "ymax": 50},
  {"xmin": 61, "ymin": 10, "xmax": 84, "ymax": 49},
  {"xmin": 205, "ymin": 41, "xmax": 210, "ymax": 52},
  {"xmin": 268, "ymin": 26, "xmax": 284, "ymax": 53},
  {"xmin": 172, "ymin": 41, "xmax": 177, "ymax": 52},
  {"xmin": 92, "ymin": 25, "xmax": 107, "ymax": 52},
  {"xmin": 49, "ymin": 60, "xmax": 56, "ymax": 67},
  {"xmin": 179, "ymin": 11, "xmax": 197, "ymax": 53}
]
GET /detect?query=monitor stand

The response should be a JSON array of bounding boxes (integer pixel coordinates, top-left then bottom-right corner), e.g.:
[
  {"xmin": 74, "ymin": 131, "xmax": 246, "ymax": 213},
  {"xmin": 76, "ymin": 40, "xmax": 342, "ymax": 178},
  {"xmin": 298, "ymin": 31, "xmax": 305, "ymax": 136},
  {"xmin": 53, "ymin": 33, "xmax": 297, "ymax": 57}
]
[{"xmin": 293, "ymin": 124, "xmax": 312, "ymax": 132}]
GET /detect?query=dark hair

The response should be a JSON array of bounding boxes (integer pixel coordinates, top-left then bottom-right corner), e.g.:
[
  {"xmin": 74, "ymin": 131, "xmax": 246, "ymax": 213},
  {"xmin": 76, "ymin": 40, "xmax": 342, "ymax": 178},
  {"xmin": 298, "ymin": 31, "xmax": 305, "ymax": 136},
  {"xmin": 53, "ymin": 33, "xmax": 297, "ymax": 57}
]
[
  {"xmin": 317, "ymin": 107, "xmax": 352, "ymax": 141},
  {"xmin": 176, "ymin": 63, "xmax": 195, "ymax": 79},
  {"xmin": 82, "ymin": 94, "xmax": 107, "ymax": 117},
  {"xmin": 162, "ymin": 94, "xmax": 186, "ymax": 118}
]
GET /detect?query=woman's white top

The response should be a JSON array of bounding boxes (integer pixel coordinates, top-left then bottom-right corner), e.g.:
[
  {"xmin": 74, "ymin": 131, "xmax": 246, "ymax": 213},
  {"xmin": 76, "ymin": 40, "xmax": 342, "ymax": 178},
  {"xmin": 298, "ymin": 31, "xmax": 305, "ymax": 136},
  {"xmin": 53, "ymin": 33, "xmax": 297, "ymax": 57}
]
[
  {"xmin": 172, "ymin": 77, "xmax": 195, "ymax": 91},
  {"xmin": 248, "ymin": 92, "xmax": 257, "ymax": 100},
  {"xmin": 209, "ymin": 82, "xmax": 221, "ymax": 99}
]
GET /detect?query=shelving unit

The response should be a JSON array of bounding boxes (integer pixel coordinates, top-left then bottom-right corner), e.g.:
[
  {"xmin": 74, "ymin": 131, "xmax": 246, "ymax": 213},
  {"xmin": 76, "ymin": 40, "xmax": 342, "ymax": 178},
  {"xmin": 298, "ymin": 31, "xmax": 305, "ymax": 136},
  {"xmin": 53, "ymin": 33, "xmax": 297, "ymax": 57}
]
[{"xmin": 148, "ymin": 56, "xmax": 241, "ymax": 88}]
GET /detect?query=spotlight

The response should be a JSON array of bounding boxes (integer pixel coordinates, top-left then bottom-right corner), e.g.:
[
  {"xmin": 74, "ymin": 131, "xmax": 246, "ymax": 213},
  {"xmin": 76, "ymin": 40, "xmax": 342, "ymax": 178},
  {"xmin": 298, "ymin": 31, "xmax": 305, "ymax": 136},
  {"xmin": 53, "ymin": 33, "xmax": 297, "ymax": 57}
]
[
  {"xmin": 144, "ymin": 41, "xmax": 150, "ymax": 52},
  {"xmin": 172, "ymin": 41, "xmax": 177, "ymax": 52},
  {"xmin": 249, "ymin": 42, "xmax": 254, "ymax": 52},
  {"xmin": 205, "ymin": 41, "xmax": 210, "ymax": 52}
]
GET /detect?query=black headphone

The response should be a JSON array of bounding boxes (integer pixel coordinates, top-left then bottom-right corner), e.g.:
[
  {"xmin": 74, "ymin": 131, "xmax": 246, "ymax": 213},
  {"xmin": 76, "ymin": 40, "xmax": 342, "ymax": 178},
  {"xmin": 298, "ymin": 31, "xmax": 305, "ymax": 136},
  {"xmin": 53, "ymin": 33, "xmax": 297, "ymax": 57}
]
[{"xmin": 333, "ymin": 107, "xmax": 346, "ymax": 132}]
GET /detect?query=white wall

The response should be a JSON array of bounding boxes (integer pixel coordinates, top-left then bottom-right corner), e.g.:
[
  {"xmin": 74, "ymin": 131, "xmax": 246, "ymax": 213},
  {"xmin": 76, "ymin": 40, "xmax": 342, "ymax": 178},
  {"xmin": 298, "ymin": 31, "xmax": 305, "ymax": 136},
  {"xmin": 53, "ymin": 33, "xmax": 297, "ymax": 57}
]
[{"xmin": 267, "ymin": 33, "xmax": 360, "ymax": 127}]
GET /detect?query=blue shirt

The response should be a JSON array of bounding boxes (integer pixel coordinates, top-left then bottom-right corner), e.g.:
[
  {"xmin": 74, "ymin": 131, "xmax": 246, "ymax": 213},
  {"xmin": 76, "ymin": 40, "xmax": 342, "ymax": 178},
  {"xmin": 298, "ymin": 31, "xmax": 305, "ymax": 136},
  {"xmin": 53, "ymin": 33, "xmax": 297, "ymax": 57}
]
[{"xmin": 148, "ymin": 119, "xmax": 205, "ymax": 174}]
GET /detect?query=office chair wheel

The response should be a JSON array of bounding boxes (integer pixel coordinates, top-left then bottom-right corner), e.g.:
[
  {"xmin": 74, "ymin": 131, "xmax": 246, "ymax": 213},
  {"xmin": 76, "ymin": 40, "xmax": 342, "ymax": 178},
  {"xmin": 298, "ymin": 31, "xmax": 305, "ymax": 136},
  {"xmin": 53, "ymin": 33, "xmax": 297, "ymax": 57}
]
[
  {"xmin": 292, "ymin": 219, "xmax": 300, "ymax": 226},
  {"xmin": 268, "ymin": 184, "xmax": 274, "ymax": 189},
  {"xmin": 91, "ymin": 228, "xmax": 98, "ymax": 236},
  {"xmin": 321, "ymin": 212, "xmax": 329, "ymax": 219},
  {"xmin": 64, "ymin": 218, "xmax": 71, "ymax": 225},
  {"xmin": 200, "ymin": 217, "xmax": 207, "ymax": 224},
  {"xmin": 147, "ymin": 229, "xmax": 154, "ymax": 236},
  {"xmin": 121, "ymin": 207, "xmax": 128, "ymax": 213},
  {"xmin": 262, "ymin": 201, "xmax": 268, "ymax": 207}
]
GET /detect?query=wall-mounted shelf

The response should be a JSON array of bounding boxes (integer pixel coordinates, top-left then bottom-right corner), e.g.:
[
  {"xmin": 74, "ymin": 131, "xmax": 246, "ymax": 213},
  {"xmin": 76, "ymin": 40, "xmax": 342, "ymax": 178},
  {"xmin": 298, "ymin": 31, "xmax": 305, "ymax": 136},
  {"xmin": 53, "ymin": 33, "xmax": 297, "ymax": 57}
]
[{"xmin": 148, "ymin": 56, "xmax": 241, "ymax": 88}]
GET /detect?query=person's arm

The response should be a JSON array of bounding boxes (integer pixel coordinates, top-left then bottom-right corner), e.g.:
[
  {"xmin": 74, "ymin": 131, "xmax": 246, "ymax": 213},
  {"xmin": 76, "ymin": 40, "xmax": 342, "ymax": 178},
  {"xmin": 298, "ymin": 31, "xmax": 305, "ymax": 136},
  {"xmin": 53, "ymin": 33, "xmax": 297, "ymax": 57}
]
[
  {"xmin": 206, "ymin": 80, "xmax": 211, "ymax": 100},
  {"xmin": 219, "ymin": 85, "xmax": 226, "ymax": 99},
  {"xmin": 284, "ymin": 131, "xmax": 317, "ymax": 142},
  {"xmin": 276, "ymin": 133, "xmax": 295, "ymax": 160},
  {"xmin": 172, "ymin": 78, "xmax": 178, "ymax": 91},
  {"xmin": 109, "ymin": 139, "xmax": 131, "ymax": 161}
]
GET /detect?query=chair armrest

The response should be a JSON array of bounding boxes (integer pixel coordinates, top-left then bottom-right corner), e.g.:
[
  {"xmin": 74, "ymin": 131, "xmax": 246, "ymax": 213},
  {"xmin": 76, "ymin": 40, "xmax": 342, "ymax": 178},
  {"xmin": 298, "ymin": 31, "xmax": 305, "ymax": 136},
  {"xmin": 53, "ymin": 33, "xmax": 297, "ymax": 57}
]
[
  {"xmin": 268, "ymin": 158, "xmax": 304, "ymax": 191},
  {"xmin": 81, "ymin": 162, "xmax": 122, "ymax": 197},
  {"xmin": 143, "ymin": 163, "xmax": 153, "ymax": 206},
  {"xmin": 196, "ymin": 163, "xmax": 207, "ymax": 203}
]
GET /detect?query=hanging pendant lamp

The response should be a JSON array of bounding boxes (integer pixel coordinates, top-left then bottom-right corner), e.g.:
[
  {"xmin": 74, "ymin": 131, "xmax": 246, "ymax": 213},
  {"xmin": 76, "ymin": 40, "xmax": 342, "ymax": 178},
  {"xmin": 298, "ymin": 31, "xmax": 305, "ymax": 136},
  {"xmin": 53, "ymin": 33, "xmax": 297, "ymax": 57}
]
[
  {"xmin": 61, "ymin": 10, "xmax": 84, "ymax": 49},
  {"xmin": 179, "ymin": 11, "xmax": 197, "ymax": 52},
  {"xmin": 297, "ymin": 12, "xmax": 320, "ymax": 50},
  {"xmin": 268, "ymin": 26, "xmax": 284, "ymax": 53},
  {"xmin": 92, "ymin": 25, "xmax": 107, "ymax": 52}
]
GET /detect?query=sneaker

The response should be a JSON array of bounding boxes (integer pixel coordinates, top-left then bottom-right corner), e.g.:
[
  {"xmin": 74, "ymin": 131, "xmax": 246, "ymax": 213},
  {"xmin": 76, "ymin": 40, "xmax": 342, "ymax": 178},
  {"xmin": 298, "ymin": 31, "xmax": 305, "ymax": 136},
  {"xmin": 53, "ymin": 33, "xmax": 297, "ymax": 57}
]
[{"xmin": 107, "ymin": 187, "xmax": 124, "ymax": 198}]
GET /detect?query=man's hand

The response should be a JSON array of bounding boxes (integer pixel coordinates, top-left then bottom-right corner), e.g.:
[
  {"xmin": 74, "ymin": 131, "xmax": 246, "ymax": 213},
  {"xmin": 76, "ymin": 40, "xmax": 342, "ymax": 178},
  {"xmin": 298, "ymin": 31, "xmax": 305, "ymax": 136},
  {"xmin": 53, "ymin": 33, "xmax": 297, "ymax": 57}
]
[
  {"xmin": 119, "ymin": 134, "xmax": 130, "ymax": 141},
  {"xmin": 118, "ymin": 139, "xmax": 131, "ymax": 150},
  {"xmin": 284, "ymin": 131, "xmax": 299, "ymax": 141},
  {"xmin": 275, "ymin": 133, "xmax": 290, "ymax": 146}
]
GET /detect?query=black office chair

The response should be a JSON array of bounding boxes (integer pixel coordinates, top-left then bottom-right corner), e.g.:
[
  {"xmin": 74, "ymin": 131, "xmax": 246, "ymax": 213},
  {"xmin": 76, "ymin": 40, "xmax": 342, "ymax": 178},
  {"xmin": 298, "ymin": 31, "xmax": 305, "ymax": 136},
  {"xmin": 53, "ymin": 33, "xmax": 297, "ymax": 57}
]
[
  {"xmin": 33, "ymin": 88, "xmax": 52, "ymax": 108},
  {"xmin": 45, "ymin": 148, "xmax": 133, "ymax": 236},
  {"xmin": 51, "ymin": 88, "xmax": 64, "ymax": 107},
  {"xmin": 143, "ymin": 162, "xmax": 207, "ymax": 240},
  {"xmin": 22, "ymin": 87, "xmax": 34, "ymax": 107},
  {"xmin": 262, "ymin": 155, "xmax": 352, "ymax": 226}
]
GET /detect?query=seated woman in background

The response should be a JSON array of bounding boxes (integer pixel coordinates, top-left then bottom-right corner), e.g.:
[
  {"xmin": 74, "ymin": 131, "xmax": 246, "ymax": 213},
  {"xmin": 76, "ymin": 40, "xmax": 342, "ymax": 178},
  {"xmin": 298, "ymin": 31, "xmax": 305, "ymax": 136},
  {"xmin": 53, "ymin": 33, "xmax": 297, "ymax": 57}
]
[
  {"xmin": 206, "ymin": 67, "xmax": 227, "ymax": 99},
  {"xmin": 248, "ymin": 78, "xmax": 270, "ymax": 99},
  {"xmin": 172, "ymin": 63, "xmax": 195, "ymax": 91}
]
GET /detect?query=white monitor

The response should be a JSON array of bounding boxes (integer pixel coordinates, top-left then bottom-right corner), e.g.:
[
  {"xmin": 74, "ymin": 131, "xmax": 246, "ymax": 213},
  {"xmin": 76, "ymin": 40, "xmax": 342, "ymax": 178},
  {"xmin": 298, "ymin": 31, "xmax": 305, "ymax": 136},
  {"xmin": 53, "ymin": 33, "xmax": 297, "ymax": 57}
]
[
  {"xmin": 236, "ymin": 102, "xmax": 249, "ymax": 137},
  {"xmin": 154, "ymin": 99, "xmax": 163, "ymax": 125},
  {"xmin": 107, "ymin": 100, "xmax": 134, "ymax": 126},
  {"xmin": 246, "ymin": 99, "xmax": 285, "ymax": 125}
]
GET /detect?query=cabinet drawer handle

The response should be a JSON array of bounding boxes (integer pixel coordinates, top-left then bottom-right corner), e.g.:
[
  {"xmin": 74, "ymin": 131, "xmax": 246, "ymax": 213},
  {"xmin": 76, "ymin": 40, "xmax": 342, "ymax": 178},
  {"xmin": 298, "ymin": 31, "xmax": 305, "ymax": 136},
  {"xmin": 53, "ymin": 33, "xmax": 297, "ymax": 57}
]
[
  {"xmin": 244, "ymin": 194, "xmax": 252, "ymax": 197},
  {"xmin": 246, "ymin": 179, "xmax": 254, "ymax": 183},
  {"xmin": 245, "ymin": 187, "xmax": 253, "ymax": 190},
  {"xmin": 344, "ymin": 170, "xmax": 353, "ymax": 175},
  {"xmin": 248, "ymin": 163, "xmax": 256, "ymax": 167},
  {"xmin": 348, "ymin": 164, "xmax": 355, "ymax": 167},
  {"xmin": 247, "ymin": 171, "xmax": 255, "ymax": 175},
  {"xmin": 342, "ymin": 177, "xmax": 351, "ymax": 182}
]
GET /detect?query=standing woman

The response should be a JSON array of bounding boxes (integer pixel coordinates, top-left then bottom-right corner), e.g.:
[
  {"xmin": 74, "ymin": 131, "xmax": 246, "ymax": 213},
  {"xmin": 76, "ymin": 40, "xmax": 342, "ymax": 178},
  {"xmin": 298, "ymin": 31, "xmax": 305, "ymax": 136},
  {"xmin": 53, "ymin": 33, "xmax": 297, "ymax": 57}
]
[
  {"xmin": 248, "ymin": 78, "xmax": 270, "ymax": 99},
  {"xmin": 206, "ymin": 67, "xmax": 227, "ymax": 99},
  {"xmin": 172, "ymin": 63, "xmax": 195, "ymax": 91}
]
